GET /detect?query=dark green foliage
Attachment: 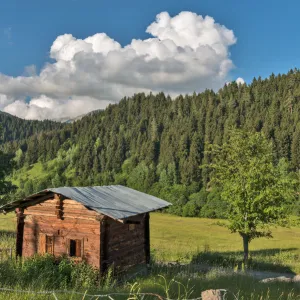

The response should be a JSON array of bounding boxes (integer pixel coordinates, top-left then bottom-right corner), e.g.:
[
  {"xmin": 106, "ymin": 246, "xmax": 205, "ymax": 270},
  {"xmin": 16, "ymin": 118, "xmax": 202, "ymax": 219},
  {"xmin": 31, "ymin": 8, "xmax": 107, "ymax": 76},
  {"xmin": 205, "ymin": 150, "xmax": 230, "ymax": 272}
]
[
  {"xmin": 0, "ymin": 125, "xmax": 16, "ymax": 204},
  {"xmin": 207, "ymin": 129, "xmax": 296, "ymax": 261},
  {"xmin": 0, "ymin": 111, "xmax": 65, "ymax": 143},
  {"xmin": 2, "ymin": 70, "xmax": 300, "ymax": 216},
  {"xmin": 200, "ymin": 188, "xmax": 227, "ymax": 219},
  {"xmin": 0, "ymin": 255, "xmax": 98, "ymax": 290}
]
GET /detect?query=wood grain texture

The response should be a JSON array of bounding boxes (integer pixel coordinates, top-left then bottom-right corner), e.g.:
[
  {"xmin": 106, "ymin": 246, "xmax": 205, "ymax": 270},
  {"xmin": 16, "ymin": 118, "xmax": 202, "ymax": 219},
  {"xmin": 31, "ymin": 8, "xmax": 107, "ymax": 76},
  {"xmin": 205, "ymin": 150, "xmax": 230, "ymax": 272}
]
[
  {"xmin": 22, "ymin": 196, "xmax": 101, "ymax": 268},
  {"xmin": 104, "ymin": 214, "xmax": 146, "ymax": 272},
  {"xmin": 21, "ymin": 195, "xmax": 150, "ymax": 272}
]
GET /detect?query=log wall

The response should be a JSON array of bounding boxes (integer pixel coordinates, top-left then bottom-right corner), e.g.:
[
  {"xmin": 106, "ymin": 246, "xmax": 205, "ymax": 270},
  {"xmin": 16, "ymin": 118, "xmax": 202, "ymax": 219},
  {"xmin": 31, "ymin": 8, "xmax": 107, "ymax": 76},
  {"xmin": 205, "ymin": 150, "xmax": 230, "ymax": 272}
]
[
  {"xmin": 104, "ymin": 214, "xmax": 147, "ymax": 272},
  {"xmin": 20, "ymin": 194, "xmax": 149, "ymax": 272},
  {"xmin": 22, "ymin": 196, "xmax": 101, "ymax": 268}
]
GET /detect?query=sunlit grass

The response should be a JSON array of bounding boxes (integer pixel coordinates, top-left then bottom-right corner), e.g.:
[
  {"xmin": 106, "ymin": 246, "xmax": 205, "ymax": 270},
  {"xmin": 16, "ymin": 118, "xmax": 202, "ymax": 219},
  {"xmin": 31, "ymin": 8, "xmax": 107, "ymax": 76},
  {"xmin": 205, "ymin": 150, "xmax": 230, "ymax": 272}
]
[
  {"xmin": 0, "ymin": 213, "xmax": 15, "ymax": 251},
  {"xmin": 0, "ymin": 213, "xmax": 300, "ymax": 298},
  {"xmin": 150, "ymin": 213, "xmax": 300, "ymax": 273},
  {"xmin": 0, "ymin": 263, "xmax": 299, "ymax": 299},
  {"xmin": 10, "ymin": 160, "xmax": 57, "ymax": 187},
  {"xmin": 2, "ymin": 212, "xmax": 300, "ymax": 273}
]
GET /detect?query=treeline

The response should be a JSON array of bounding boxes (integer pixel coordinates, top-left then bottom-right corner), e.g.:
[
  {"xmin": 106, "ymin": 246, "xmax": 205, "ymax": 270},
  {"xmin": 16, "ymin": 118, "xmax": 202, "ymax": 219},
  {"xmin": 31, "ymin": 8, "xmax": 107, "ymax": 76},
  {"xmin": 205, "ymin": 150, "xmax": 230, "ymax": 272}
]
[
  {"xmin": 0, "ymin": 111, "xmax": 65, "ymax": 143},
  {"xmin": 2, "ymin": 69, "xmax": 300, "ymax": 217}
]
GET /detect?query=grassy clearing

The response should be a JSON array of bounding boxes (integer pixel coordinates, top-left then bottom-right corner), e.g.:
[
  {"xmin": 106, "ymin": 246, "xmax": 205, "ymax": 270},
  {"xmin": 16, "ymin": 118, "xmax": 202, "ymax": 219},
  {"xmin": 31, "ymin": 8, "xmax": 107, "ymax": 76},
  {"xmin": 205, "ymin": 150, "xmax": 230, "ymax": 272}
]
[
  {"xmin": 2, "ymin": 212, "xmax": 300, "ymax": 273},
  {"xmin": 137, "ymin": 266, "xmax": 300, "ymax": 300},
  {"xmin": 0, "ymin": 213, "xmax": 16, "ymax": 232},
  {"xmin": 0, "ymin": 214, "xmax": 15, "ymax": 251},
  {"xmin": 0, "ymin": 258, "xmax": 299, "ymax": 299},
  {"xmin": 1, "ymin": 213, "xmax": 300, "ymax": 298},
  {"xmin": 10, "ymin": 162, "xmax": 45, "ymax": 186},
  {"xmin": 151, "ymin": 213, "xmax": 300, "ymax": 274},
  {"xmin": 10, "ymin": 160, "xmax": 58, "ymax": 187}
]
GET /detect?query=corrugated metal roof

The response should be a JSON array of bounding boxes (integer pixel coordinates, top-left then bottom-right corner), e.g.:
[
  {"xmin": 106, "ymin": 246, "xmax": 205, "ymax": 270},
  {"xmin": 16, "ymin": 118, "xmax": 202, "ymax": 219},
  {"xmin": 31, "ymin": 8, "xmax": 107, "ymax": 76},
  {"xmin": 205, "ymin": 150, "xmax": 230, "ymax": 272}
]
[{"xmin": 0, "ymin": 185, "xmax": 171, "ymax": 220}]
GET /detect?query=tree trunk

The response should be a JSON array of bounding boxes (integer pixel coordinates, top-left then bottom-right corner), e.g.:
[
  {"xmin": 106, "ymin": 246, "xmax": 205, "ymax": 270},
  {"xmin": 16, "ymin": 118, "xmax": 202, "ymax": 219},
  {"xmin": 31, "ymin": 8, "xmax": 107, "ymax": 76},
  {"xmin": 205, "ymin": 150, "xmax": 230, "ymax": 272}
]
[{"xmin": 242, "ymin": 234, "xmax": 249, "ymax": 264}]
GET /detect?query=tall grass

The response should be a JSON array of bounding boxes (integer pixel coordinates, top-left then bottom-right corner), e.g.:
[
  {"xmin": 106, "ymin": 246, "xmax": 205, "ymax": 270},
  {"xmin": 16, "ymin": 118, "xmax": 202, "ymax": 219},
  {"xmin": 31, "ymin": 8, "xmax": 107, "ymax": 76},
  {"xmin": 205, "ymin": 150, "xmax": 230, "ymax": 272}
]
[
  {"xmin": 0, "ymin": 255, "xmax": 98, "ymax": 290},
  {"xmin": 1, "ymin": 213, "xmax": 300, "ymax": 298},
  {"xmin": 0, "ymin": 256, "xmax": 299, "ymax": 299},
  {"xmin": 136, "ymin": 266, "xmax": 300, "ymax": 300},
  {"xmin": 150, "ymin": 213, "xmax": 300, "ymax": 273}
]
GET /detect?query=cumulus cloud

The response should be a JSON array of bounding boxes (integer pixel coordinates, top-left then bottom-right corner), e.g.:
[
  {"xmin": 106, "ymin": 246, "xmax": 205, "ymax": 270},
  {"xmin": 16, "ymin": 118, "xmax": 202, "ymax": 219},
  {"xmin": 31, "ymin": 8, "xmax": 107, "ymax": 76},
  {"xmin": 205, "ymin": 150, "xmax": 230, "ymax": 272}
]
[
  {"xmin": 236, "ymin": 77, "xmax": 245, "ymax": 85},
  {"xmin": 0, "ymin": 11, "xmax": 237, "ymax": 120},
  {"xmin": 3, "ymin": 95, "xmax": 111, "ymax": 120},
  {"xmin": 0, "ymin": 94, "xmax": 14, "ymax": 109}
]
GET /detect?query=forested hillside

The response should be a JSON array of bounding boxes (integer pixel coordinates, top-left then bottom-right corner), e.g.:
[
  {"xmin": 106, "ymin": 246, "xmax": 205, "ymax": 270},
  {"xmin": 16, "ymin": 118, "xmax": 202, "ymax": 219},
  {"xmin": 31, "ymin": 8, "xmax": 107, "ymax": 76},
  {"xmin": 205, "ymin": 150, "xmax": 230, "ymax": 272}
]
[
  {"xmin": 0, "ymin": 111, "xmax": 65, "ymax": 143},
  {"xmin": 1, "ymin": 69, "xmax": 300, "ymax": 217}
]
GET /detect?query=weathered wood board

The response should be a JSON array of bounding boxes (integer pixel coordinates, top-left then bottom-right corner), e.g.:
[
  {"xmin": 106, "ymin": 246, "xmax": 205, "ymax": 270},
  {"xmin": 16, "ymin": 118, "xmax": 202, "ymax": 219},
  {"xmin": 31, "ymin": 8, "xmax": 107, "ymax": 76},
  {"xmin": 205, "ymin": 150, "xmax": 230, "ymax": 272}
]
[{"xmin": 19, "ymin": 194, "xmax": 150, "ymax": 273}]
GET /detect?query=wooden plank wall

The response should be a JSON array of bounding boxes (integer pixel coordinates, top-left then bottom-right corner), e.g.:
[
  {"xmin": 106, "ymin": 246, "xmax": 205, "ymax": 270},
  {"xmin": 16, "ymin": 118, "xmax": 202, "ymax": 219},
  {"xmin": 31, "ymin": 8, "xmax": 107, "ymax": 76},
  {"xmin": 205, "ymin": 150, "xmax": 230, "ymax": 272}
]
[
  {"xmin": 104, "ymin": 214, "xmax": 146, "ymax": 271},
  {"xmin": 22, "ymin": 197, "xmax": 101, "ymax": 268}
]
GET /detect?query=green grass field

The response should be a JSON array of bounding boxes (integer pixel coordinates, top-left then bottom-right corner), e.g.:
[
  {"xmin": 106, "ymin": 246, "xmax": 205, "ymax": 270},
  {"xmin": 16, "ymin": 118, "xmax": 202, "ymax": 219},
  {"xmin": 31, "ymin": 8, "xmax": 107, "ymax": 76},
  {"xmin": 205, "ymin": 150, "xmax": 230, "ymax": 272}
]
[
  {"xmin": 1, "ymin": 213, "xmax": 300, "ymax": 299},
  {"xmin": 0, "ymin": 214, "xmax": 15, "ymax": 251},
  {"xmin": 2, "ymin": 213, "xmax": 300, "ymax": 272},
  {"xmin": 150, "ymin": 213, "xmax": 300, "ymax": 274}
]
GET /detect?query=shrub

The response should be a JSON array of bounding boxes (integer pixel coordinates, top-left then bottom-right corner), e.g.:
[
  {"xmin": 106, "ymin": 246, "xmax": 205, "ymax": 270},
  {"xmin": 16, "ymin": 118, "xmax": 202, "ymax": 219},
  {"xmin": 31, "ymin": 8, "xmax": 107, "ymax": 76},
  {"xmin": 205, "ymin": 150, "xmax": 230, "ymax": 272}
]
[
  {"xmin": 0, "ymin": 255, "xmax": 98, "ymax": 290},
  {"xmin": 200, "ymin": 188, "xmax": 227, "ymax": 219}
]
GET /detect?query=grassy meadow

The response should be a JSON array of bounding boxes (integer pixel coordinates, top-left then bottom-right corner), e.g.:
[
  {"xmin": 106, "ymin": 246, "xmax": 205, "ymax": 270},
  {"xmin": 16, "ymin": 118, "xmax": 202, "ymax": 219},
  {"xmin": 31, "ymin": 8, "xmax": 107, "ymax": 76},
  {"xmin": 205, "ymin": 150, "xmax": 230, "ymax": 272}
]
[
  {"xmin": 1, "ymin": 213, "xmax": 300, "ymax": 299},
  {"xmin": 0, "ymin": 214, "xmax": 16, "ymax": 252},
  {"xmin": 10, "ymin": 161, "xmax": 55, "ymax": 187},
  {"xmin": 150, "ymin": 213, "xmax": 300, "ymax": 274}
]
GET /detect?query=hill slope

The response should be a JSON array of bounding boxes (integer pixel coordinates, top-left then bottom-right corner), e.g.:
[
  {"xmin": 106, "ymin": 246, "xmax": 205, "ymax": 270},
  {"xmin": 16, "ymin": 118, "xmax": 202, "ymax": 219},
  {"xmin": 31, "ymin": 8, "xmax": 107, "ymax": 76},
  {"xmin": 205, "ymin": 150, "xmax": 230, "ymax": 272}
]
[
  {"xmin": 0, "ymin": 111, "xmax": 66, "ymax": 143},
  {"xmin": 2, "ymin": 69, "xmax": 300, "ymax": 216}
]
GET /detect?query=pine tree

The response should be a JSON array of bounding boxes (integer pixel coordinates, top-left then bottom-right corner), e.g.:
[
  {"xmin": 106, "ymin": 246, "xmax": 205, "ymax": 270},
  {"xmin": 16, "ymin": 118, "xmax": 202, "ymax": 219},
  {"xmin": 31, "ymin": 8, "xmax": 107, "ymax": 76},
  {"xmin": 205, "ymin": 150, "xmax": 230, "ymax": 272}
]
[
  {"xmin": 0, "ymin": 126, "xmax": 16, "ymax": 204},
  {"xmin": 292, "ymin": 124, "xmax": 300, "ymax": 170}
]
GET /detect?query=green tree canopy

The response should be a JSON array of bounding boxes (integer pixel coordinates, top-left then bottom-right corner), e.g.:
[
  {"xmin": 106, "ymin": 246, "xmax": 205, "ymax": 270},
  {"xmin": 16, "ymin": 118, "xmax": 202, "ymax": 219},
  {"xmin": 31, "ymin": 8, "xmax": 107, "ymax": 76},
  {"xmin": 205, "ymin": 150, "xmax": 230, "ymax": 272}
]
[
  {"xmin": 207, "ymin": 129, "xmax": 296, "ymax": 262},
  {"xmin": 0, "ymin": 126, "xmax": 16, "ymax": 204},
  {"xmin": 2, "ymin": 70, "xmax": 300, "ymax": 214}
]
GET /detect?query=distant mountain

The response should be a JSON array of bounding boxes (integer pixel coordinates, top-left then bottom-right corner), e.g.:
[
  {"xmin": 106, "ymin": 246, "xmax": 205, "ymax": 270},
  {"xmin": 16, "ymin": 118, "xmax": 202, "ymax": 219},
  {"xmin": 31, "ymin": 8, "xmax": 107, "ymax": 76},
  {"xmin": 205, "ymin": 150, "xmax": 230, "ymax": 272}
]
[
  {"xmin": 0, "ymin": 110, "xmax": 66, "ymax": 143},
  {"xmin": 52, "ymin": 109, "xmax": 104, "ymax": 123},
  {"xmin": 0, "ymin": 111, "xmax": 15, "ymax": 117},
  {"xmin": 0, "ymin": 108, "xmax": 103, "ymax": 144}
]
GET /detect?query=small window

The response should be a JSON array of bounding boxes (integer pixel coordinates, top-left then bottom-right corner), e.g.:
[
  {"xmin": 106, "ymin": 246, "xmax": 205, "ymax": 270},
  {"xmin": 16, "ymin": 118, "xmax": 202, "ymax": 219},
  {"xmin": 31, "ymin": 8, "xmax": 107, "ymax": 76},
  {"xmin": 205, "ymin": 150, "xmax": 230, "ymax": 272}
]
[
  {"xmin": 38, "ymin": 233, "xmax": 54, "ymax": 254},
  {"xmin": 46, "ymin": 236, "xmax": 54, "ymax": 254},
  {"xmin": 69, "ymin": 239, "xmax": 82, "ymax": 257}
]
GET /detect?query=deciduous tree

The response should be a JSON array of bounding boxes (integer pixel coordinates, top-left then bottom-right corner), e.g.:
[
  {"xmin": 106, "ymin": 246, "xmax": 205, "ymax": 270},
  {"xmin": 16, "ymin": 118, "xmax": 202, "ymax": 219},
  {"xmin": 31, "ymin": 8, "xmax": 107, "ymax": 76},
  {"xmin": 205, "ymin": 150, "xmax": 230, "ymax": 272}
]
[{"xmin": 207, "ymin": 129, "xmax": 296, "ymax": 263}]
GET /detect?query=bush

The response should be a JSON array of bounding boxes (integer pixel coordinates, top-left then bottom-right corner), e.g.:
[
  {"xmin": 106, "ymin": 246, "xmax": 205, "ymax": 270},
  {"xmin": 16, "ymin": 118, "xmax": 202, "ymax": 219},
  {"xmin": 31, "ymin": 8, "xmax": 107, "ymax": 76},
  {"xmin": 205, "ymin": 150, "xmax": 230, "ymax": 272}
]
[
  {"xmin": 182, "ymin": 200, "xmax": 199, "ymax": 217},
  {"xmin": 0, "ymin": 255, "xmax": 98, "ymax": 290},
  {"xmin": 182, "ymin": 188, "xmax": 208, "ymax": 217},
  {"xmin": 200, "ymin": 188, "xmax": 228, "ymax": 219}
]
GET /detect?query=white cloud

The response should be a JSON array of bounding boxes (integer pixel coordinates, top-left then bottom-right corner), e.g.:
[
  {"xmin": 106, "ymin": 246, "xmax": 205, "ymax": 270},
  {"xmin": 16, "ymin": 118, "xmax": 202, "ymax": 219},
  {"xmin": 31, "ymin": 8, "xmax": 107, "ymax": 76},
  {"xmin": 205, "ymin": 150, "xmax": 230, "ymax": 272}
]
[
  {"xmin": 0, "ymin": 11, "xmax": 237, "ymax": 120},
  {"xmin": 236, "ymin": 77, "xmax": 245, "ymax": 85},
  {"xmin": 0, "ymin": 94, "xmax": 14, "ymax": 109},
  {"xmin": 3, "ymin": 95, "xmax": 112, "ymax": 120},
  {"xmin": 225, "ymin": 77, "xmax": 245, "ymax": 86}
]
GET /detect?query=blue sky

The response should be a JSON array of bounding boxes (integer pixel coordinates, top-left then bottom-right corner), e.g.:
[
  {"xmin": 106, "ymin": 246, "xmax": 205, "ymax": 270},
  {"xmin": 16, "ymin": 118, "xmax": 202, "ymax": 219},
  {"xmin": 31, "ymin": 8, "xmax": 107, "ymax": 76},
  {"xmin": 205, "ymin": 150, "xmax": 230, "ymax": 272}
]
[
  {"xmin": 0, "ymin": 0, "xmax": 299, "ymax": 119},
  {"xmin": 1, "ymin": 0, "xmax": 299, "ymax": 81}
]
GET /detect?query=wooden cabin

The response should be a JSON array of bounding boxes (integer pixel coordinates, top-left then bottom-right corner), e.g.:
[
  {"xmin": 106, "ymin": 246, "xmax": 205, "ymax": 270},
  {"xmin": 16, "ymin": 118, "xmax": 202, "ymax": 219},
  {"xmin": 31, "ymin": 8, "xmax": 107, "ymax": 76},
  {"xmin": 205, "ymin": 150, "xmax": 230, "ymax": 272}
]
[{"xmin": 0, "ymin": 185, "xmax": 170, "ymax": 273}]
